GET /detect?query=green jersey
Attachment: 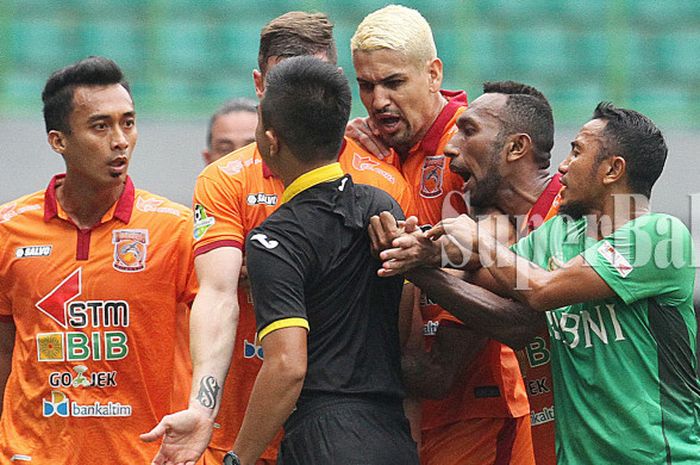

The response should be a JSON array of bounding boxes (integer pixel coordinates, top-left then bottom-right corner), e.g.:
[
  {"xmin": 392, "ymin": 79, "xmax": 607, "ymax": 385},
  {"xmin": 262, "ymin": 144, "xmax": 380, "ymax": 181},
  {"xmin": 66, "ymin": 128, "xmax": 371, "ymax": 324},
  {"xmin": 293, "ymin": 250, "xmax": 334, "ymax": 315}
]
[{"xmin": 513, "ymin": 213, "xmax": 699, "ymax": 464}]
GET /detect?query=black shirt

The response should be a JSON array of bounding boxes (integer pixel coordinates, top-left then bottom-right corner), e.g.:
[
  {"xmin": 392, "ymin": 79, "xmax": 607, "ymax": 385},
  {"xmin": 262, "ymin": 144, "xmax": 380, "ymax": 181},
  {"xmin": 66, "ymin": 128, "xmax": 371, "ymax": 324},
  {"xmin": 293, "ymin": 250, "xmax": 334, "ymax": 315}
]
[{"xmin": 246, "ymin": 171, "xmax": 406, "ymax": 407}]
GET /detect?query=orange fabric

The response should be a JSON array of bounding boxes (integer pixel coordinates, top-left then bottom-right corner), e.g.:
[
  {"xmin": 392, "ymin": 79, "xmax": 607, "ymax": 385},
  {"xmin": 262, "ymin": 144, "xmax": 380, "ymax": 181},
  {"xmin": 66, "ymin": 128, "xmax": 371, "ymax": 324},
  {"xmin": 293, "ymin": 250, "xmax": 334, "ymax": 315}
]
[
  {"xmin": 421, "ymin": 416, "xmax": 534, "ymax": 465},
  {"xmin": 0, "ymin": 175, "xmax": 197, "ymax": 464},
  {"xmin": 393, "ymin": 91, "xmax": 529, "ymax": 432},
  {"xmin": 191, "ymin": 139, "xmax": 415, "ymax": 460}
]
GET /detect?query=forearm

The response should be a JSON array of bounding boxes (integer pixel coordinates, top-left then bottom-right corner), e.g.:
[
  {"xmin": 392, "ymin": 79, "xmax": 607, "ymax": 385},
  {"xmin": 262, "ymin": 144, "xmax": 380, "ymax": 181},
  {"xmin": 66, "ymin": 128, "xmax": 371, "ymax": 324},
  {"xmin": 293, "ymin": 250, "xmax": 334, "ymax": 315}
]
[
  {"xmin": 407, "ymin": 268, "xmax": 544, "ymax": 349},
  {"xmin": 233, "ymin": 357, "xmax": 305, "ymax": 465},
  {"xmin": 188, "ymin": 288, "xmax": 238, "ymax": 418}
]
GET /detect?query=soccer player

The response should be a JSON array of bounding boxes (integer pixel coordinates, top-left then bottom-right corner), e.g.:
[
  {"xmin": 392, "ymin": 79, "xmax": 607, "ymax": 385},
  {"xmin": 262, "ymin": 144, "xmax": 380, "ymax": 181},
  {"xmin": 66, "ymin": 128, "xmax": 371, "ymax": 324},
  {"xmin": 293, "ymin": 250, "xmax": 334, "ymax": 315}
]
[
  {"xmin": 202, "ymin": 98, "xmax": 258, "ymax": 164},
  {"xmin": 350, "ymin": 6, "xmax": 533, "ymax": 464},
  {"xmin": 227, "ymin": 54, "xmax": 419, "ymax": 465},
  {"xmin": 141, "ymin": 12, "xmax": 414, "ymax": 465},
  {"xmin": 377, "ymin": 103, "xmax": 700, "ymax": 464},
  {"xmin": 0, "ymin": 56, "xmax": 197, "ymax": 464}
]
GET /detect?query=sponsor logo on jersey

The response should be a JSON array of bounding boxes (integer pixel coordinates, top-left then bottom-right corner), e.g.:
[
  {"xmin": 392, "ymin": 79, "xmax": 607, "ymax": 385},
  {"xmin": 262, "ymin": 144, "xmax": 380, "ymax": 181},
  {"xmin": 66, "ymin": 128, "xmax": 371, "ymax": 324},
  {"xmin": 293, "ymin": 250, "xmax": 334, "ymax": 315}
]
[
  {"xmin": 526, "ymin": 377, "xmax": 551, "ymax": 397},
  {"xmin": 250, "ymin": 233, "xmax": 278, "ymax": 249},
  {"xmin": 42, "ymin": 390, "xmax": 132, "ymax": 417},
  {"xmin": 530, "ymin": 405, "xmax": 555, "ymax": 426},
  {"xmin": 35, "ymin": 268, "xmax": 130, "ymax": 362},
  {"xmin": 243, "ymin": 338, "xmax": 264, "ymax": 360},
  {"xmin": 547, "ymin": 303, "xmax": 626, "ymax": 350},
  {"xmin": 49, "ymin": 365, "xmax": 118, "ymax": 389},
  {"xmin": 136, "ymin": 196, "xmax": 181, "ymax": 216},
  {"xmin": 0, "ymin": 202, "xmax": 40, "ymax": 224},
  {"xmin": 219, "ymin": 159, "xmax": 244, "ymax": 176},
  {"xmin": 246, "ymin": 193, "xmax": 278, "ymax": 206},
  {"xmin": 15, "ymin": 245, "xmax": 52, "ymax": 258},
  {"xmin": 351, "ymin": 153, "xmax": 396, "ymax": 183},
  {"xmin": 193, "ymin": 204, "xmax": 216, "ymax": 240},
  {"xmin": 597, "ymin": 241, "xmax": 633, "ymax": 278},
  {"xmin": 112, "ymin": 229, "xmax": 149, "ymax": 272},
  {"xmin": 419, "ymin": 155, "xmax": 445, "ymax": 198}
]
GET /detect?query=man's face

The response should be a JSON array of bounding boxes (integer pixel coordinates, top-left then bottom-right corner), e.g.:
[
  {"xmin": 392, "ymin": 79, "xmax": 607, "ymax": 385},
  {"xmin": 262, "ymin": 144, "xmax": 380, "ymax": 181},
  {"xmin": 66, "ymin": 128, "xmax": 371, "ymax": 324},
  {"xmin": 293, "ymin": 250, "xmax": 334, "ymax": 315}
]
[
  {"xmin": 204, "ymin": 111, "xmax": 258, "ymax": 164},
  {"xmin": 353, "ymin": 48, "xmax": 441, "ymax": 154},
  {"xmin": 558, "ymin": 118, "xmax": 608, "ymax": 219},
  {"xmin": 56, "ymin": 84, "xmax": 137, "ymax": 187},
  {"xmin": 444, "ymin": 93, "xmax": 507, "ymax": 208}
]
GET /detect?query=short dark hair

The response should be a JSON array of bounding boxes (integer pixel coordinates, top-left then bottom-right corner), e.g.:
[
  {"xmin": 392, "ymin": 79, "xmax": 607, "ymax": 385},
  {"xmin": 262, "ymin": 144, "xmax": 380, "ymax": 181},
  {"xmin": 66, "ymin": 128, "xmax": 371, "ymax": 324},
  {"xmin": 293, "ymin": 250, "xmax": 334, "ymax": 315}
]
[
  {"xmin": 260, "ymin": 56, "xmax": 351, "ymax": 163},
  {"xmin": 42, "ymin": 56, "xmax": 131, "ymax": 134},
  {"xmin": 592, "ymin": 102, "xmax": 667, "ymax": 197},
  {"xmin": 207, "ymin": 97, "xmax": 257, "ymax": 148},
  {"xmin": 483, "ymin": 80, "xmax": 554, "ymax": 169},
  {"xmin": 258, "ymin": 12, "xmax": 337, "ymax": 76}
]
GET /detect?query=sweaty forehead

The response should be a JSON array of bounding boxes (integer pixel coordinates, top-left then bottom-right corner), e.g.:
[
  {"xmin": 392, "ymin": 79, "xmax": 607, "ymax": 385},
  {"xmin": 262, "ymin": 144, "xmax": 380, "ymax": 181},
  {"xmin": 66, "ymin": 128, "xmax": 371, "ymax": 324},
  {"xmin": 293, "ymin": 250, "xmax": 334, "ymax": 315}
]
[
  {"xmin": 460, "ymin": 93, "xmax": 507, "ymax": 126},
  {"xmin": 353, "ymin": 48, "xmax": 421, "ymax": 77},
  {"xmin": 71, "ymin": 84, "xmax": 133, "ymax": 116},
  {"xmin": 575, "ymin": 118, "xmax": 607, "ymax": 145}
]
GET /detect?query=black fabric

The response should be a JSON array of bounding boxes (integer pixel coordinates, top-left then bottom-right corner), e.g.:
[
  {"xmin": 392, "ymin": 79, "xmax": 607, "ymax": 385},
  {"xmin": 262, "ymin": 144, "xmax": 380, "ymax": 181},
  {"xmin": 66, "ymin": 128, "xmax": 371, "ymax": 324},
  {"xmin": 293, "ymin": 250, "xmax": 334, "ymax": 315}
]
[
  {"xmin": 648, "ymin": 298, "xmax": 700, "ymax": 464},
  {"xmin": 246, "ymin": 175, "xmax": 406, "ymax": 404},
  {"xmin": 277, "ymin": 396, "xmax": 419, "ymax": 465}
]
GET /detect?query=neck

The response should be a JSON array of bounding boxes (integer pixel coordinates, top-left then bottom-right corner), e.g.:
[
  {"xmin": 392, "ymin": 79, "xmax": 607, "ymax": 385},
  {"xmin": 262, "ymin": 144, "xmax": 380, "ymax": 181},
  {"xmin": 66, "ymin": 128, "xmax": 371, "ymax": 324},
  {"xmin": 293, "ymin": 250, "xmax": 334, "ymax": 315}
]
[
  {"xmin": 597, "ymin": 190, "xmax": 650, "ymax": 239},
  {"xmin": 57, "ymin": 174, "xmax": 125, "ymax": 229},
  {"xmin": 398, "ymin": 92, "xmax": 448, "ymax": 159},
  {"xmin": 495, "ymin": 169, "xmax": 551, "ymax": 218},
  {"xmin": 281, "ymin": 158, "xmax": 335, "ymax": 188}
]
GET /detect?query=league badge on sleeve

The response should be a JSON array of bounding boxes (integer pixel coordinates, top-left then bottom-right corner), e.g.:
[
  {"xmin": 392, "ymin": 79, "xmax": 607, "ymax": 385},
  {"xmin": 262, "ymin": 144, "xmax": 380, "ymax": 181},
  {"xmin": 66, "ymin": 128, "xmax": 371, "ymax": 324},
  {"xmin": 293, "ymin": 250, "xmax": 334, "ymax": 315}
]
[
  {"xmin": 420, "ymin": 155, "xmax": 445, "ymax": 198},
  {"xmin": 112, "ymin": 229, "xmax": 149, "ymax": 272},
  {"xmin": 193, "ymin": 204, "xmax": 216, "ymax": 240}
]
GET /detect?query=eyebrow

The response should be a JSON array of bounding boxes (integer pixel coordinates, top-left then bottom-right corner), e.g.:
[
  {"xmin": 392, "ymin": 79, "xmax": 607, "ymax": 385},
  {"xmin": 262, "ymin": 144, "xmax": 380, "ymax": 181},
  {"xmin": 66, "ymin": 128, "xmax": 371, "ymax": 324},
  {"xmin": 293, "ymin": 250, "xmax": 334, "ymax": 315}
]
[
  {"xmin": 87, "ymin": 111, "xmax": 136, "ymax": 123},
  {"xmin": 357, "ymin": 73, "xmax": 405, "ymax": 85}
]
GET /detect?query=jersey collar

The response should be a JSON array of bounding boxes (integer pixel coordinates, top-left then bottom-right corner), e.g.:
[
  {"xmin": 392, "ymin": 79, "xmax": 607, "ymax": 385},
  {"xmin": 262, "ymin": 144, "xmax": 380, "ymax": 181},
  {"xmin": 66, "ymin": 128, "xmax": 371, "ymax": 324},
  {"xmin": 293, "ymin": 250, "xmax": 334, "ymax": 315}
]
[
  {"xmin": 408, "ymin": 89, "xmax": 467, "ymax": 157},
  {"xmin": 44, "ymin": 174, "xmax": 135, "ymax": 224},
  {"xmin": 280, "ymin": 162, "xmax": 344, "ymax": 205}
]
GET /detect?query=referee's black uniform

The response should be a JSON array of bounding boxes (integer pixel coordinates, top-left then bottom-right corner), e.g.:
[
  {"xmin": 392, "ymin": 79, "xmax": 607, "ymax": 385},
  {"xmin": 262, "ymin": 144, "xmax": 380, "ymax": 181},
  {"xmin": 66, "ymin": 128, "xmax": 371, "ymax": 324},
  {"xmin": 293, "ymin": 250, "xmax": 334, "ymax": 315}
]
[{"xmin": 246, "ymin": 166, "xmax": 419, "ymax": 465}]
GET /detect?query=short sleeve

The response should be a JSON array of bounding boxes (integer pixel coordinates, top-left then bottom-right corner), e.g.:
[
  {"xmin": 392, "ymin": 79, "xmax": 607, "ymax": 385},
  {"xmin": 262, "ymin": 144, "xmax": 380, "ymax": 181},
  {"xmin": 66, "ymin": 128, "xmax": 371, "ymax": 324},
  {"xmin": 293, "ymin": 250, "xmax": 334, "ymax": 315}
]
[
  {"xmin": 583, "ymin": 214, "xmax": 695, "ymax": 306},
  {"xmin": 245, "ymin": 226, "xmax": 310, "ymax": 341},
  {"xmin": 192, "ymin": 171, "xmax": 246, "ymax": 255},
  {"xmin": 176, "ymin": 211, "xmax": 199, "ymax": 305}
]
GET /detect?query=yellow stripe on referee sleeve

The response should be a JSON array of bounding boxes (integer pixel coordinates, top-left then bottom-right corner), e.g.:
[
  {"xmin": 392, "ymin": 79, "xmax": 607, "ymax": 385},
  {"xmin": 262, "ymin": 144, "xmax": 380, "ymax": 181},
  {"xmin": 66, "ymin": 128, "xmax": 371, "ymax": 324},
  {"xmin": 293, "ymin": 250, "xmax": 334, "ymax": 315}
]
[{"xmin": 258, "ymin": 317, "xmax": 310, "ymax": 341}]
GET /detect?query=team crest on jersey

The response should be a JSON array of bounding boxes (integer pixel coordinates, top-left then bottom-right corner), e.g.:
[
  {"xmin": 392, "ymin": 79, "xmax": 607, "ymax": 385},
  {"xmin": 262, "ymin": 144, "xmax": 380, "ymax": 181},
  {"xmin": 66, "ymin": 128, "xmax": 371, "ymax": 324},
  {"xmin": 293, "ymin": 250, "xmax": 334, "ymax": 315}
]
[
  {"xmin": 112, "ymin": 229, "xmax": 149, "ymax": 272},
  {"xmin": 420, "ymin": 155, "xmax": 445, "ymax": 198}
]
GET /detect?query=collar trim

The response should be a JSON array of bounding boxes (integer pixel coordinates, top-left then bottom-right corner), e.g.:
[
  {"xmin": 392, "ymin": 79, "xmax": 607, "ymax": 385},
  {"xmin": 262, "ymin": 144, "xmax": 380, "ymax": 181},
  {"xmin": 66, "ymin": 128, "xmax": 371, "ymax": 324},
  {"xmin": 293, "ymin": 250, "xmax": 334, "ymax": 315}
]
[{"xmin": 280, "ymin": 163, "xmax": 344, "ymax": 204}]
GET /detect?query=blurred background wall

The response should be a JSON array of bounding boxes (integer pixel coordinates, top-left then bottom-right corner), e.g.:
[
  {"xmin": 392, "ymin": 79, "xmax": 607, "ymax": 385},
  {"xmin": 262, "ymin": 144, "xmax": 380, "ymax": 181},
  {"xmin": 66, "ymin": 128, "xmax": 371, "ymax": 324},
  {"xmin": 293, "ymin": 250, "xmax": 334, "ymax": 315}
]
[{"xmin": 1, "ymin": 0, "xmax": 698, "ymax": 289}]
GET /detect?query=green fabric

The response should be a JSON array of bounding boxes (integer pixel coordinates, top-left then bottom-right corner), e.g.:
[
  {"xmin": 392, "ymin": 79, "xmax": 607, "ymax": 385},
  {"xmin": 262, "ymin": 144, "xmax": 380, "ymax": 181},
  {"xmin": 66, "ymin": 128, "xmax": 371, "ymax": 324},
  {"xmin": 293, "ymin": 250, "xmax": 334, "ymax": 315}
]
[{"xmin": 512, "ymin": 213, "xmax": 699, "ymax": 464}]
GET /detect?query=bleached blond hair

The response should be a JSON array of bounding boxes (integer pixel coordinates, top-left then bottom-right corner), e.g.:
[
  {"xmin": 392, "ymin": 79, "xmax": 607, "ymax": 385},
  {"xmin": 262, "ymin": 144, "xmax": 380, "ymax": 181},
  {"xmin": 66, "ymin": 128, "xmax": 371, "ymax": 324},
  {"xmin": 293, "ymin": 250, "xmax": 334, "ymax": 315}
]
[{"xmin": 351, "ymin": 4, "xmax": 437, "ymax": 64}]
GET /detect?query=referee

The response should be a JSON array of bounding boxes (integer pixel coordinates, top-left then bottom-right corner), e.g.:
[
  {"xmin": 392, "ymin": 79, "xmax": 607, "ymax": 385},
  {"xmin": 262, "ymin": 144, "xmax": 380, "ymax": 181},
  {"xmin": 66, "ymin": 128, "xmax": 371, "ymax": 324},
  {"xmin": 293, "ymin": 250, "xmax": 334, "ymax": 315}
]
[{"xmin": 223, "ymin": 56, "xmax": 419, "ymax": 465}]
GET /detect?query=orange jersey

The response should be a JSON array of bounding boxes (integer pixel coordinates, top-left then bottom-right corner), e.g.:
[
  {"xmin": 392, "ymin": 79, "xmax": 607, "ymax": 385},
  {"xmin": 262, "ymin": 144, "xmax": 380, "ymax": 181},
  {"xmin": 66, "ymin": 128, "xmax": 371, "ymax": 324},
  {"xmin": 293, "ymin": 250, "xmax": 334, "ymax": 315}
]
[
  {"xmin": 387, "ymin": 91, "xmax": 530, "ymax": 432},
  {"xmin": 519, "ymin": 174, "xmax": 562, "ymax": 465},
  {"xmin": 0, "ymin": 176, "xmax": 197, "ymax": 465},
  {"xmin": 191, "ymin": 138, "xmax": 414, "ymax": 460}
]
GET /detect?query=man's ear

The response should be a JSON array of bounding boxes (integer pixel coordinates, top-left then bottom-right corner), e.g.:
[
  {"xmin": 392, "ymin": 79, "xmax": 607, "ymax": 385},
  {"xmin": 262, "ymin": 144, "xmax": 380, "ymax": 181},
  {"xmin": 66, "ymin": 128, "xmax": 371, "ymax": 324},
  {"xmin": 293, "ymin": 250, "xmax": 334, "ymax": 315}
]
[
  {"xmin": 48, "ymin": 130, "xmax": 67, "ymax": 155},
  {"xmin": 253, "ymin": 70, "xmax": 264, "ymax": 99},
  {"xmin": 265, "ymin": 128, "xmax": 279, "ymax": 157},
  {"xmin": 602, "ymin": 155, "xmax": 626, "ymax": 186},
  {"xmin": 505, "ymin": 133, "xmax": 532, "ymax": 163},
  {"xmin": 202, "ymin": 149, "xmax": 213, "ymax": 165},
  {"xmin": 427, "ymin": 57, "xmax": 443, "ymax": 93}
]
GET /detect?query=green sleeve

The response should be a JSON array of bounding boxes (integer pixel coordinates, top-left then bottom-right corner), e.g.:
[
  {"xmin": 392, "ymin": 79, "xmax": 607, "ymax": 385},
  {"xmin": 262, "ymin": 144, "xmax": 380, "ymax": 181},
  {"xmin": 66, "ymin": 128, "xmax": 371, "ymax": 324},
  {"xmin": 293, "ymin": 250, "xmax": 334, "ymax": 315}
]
[
  {"xmin": 583, "ymin": 214, "xmax": 695, "ymax": 306},
  {"xmin": 511, "ymin": 215, "xmax": 559, "ymax": 267}
]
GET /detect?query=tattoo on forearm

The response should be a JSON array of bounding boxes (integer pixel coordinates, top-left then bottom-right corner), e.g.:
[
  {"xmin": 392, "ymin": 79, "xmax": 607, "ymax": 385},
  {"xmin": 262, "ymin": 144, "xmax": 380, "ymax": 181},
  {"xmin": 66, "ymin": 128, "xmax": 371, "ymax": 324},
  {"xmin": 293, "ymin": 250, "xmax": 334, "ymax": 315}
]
[{"xmin": 196, "ymin": 376, "xmax": 221, "ymax": 409}]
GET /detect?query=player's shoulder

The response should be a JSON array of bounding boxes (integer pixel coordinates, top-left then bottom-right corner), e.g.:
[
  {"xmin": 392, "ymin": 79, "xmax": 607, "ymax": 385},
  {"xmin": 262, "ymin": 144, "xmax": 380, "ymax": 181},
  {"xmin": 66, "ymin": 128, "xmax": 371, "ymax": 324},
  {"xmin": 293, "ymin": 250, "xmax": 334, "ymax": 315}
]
[
  {"xmin": 340, "ymin": 137, "xmax": 406, "ymax": 185},
  {"xmin": 198, "ymin": 143, "xmax": 260, "ymax": 182},
  {"xmin": 0, "ymin": 189, "xmax": 45, "ymax": 226},
  {"xmin": 133, "ymin": 189, "xmax": 192, "ymax": 222}
]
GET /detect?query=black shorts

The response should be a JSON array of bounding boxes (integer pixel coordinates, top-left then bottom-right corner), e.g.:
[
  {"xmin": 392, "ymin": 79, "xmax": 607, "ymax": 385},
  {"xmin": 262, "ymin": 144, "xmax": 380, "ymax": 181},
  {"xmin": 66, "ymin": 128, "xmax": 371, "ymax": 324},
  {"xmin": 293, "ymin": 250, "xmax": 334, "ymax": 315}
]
[{"xmin": 278, "ymin": 395, "xmax": 419, "ymax": 465}]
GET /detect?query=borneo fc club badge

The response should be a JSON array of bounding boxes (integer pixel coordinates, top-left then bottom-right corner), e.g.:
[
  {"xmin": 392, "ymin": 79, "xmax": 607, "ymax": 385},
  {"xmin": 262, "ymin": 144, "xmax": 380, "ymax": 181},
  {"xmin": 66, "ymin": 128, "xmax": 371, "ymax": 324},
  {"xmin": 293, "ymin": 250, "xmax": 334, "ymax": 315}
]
[
  {"xmin": 112, "ymin": 229, "xmax": 149, "ymax": 272},
  {"xmin": 420, "ymin": 155, "xmax": 445, "ymax": 198}
]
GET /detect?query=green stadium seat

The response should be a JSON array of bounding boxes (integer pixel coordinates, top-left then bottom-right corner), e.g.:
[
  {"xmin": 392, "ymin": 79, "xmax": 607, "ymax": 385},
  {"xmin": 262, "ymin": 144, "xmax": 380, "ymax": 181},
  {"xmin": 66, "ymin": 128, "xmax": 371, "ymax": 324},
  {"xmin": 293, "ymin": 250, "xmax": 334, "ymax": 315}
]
[
  {"xmin": 476, "ymin": 0, "xmax": 563, "ymax": 22},
  {"xmin": 505, "ymin": 26, "xmax": 569, "ymax": 79},
  {"xmin": 658, "ymin": 31, "xmax": 700, "ymax": 82},
  {"xmin": 8, "ymin": 19, "xmax": 78, "ymax": 70},
  {"xmin": 154, "ymin": 20, "xmax": 222, "ymax": 73},
  {"xmin": 218, "ymin": 20, "xmax": 262, "ymax": 72},
  {"xmin": 78, "ymin": 22, "xmax": 147, "ymax": 73},
  {"xmin": 1, "ymin": 69, "xmax": 46, "ymax": 107},
  {"xmin": 567, "ymin": 30, "xmax": 608, "ymax": 74},
  {"xmin": 465, "ymin": 25, "xmax": 503, "ymax": 78},
  {"xmin": 629, "ymin": 0, "xmax": 700, "ymax": 26}
]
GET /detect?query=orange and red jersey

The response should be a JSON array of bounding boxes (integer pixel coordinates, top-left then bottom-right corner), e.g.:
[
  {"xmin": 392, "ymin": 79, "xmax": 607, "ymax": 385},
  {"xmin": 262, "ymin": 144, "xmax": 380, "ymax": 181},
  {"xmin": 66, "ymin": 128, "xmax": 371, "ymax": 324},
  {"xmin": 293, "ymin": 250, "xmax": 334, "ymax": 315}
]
[
  {"xmin": 387, "ymin": 90, "xmax": 530, "ymax": 437},
  {"xmin": 519, "ymin": 174, "xmax": 562, "ymax": 465},
  {"xmin": 0, "ymin": 175, "xmax": 197, "ymax": 465},
  {"xmin": 191, "ymin": 138, "xmax": 415, "ymax": 460}
]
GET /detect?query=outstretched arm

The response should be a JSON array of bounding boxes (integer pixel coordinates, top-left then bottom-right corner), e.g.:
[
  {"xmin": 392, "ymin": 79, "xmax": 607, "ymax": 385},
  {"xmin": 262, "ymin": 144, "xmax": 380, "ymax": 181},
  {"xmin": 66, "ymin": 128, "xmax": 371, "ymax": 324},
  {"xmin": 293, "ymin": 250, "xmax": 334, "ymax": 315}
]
[{"xmin": 141, "ymin": 247, "xmax": 241, "ymax": 464}]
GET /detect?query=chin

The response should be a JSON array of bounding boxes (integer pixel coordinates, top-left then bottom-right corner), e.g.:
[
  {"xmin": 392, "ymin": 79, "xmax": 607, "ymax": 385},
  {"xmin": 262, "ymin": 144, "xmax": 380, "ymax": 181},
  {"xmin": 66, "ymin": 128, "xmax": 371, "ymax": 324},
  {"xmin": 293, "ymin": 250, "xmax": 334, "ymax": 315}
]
[{"xmin": 558, "ymin": 201, "xmax": 591, "ymax": 220}]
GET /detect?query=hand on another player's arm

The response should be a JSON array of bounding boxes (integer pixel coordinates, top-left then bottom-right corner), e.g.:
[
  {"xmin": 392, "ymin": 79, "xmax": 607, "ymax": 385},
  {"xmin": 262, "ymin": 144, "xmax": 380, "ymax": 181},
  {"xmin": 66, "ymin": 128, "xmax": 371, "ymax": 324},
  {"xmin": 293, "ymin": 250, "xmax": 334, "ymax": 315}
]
[
  {"xmin": 142, "ymin": 247, "xmax": 242, "ymax": 464},
  {"xmin": 345, "ymin": 116, "xmax": 390, "ymax": 159}
]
